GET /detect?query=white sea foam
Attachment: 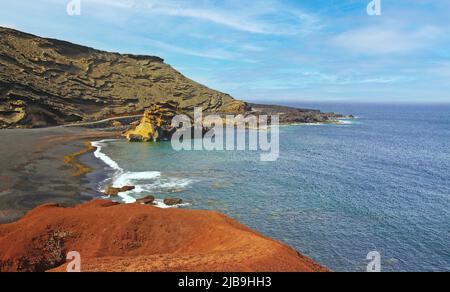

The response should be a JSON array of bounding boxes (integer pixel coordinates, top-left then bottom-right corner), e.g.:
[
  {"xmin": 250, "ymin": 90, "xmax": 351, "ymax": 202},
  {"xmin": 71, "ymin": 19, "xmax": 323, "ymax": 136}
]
[
  {"xmin": 114, "ymin": 171, "xmax": 162, "ymax": 187},
  {"xmin": 91, "ymin": 140, "xmax": 192, "ymax": 207},
  {"xmin": 92, "ymin": 140, "xmax": 122, "ymax": 171},
  {"xmin": 338, "ymin": 120, "xmax": 353, "ymax": 125},
  {"xmin": 153, "ymin": 199, "xmax": 191, "ymax": 209}
]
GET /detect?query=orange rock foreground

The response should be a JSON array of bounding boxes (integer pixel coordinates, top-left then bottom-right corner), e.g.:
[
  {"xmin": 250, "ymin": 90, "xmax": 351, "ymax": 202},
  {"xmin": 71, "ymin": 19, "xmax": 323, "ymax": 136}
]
[{"xmin": 0, "ymin": 200, "xmax": 328, "ymax": 272}]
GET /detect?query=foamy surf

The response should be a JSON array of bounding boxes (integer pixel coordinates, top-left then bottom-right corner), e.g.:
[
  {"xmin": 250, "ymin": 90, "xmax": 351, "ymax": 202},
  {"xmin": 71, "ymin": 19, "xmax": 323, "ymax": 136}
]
[
  {"xmin": 337, "ymin": 119, "xmax": 353, "ymax": 125},
  {"xmin": 91, "ymin": 140, "xmax": 191, "ymax": 207},
  {"xmin": 92, "ymin": 140, "xmax": 122, "ymax": 171}
]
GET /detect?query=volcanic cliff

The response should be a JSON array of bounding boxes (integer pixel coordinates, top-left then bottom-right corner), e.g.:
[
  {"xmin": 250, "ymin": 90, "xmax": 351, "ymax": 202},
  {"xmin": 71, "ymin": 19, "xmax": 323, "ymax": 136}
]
[{"xmin": 0, "ymin": 27, "xmax": 249, "ymax": 129}]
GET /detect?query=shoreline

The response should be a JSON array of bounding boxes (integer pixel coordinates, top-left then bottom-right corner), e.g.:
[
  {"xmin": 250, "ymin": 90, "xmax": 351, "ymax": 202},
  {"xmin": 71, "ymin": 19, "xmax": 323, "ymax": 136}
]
[
  {"xmin": 0, "ymin": 126, "xmax": 329, "ymax": 272},
  {"xmin": 0, "ymin": 127, "xmax": 122, "ymax": 223}
]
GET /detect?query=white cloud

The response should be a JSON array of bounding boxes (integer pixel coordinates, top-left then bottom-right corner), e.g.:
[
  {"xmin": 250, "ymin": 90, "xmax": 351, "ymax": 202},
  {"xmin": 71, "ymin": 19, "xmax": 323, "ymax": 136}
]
[
  {"xmin": 78, "ymin": 0, "xmax": 322, "ymax": 35},
  {"xmin": 331, "ymin": 25, "xmax": 442, "ymax": 54},
  {"xmin": 147, "ymin": 39, "xmax": 237, "ymax": 60},
  {"xmin": 84, "ymin": 0, "xmax": 136, "ymax": 9}
]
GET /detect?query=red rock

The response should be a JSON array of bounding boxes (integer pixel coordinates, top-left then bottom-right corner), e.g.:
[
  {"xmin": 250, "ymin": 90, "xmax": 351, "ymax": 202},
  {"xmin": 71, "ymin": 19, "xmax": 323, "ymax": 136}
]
[{"xmin": 0, "ymin": 200, "xmax": 328, "ymax": 272}]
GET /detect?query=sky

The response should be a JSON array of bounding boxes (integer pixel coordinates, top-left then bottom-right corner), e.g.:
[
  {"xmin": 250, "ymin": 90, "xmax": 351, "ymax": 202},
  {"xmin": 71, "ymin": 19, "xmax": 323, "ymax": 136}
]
[{"xmin": 1, "ymin": 0, "xmax": 450, "ymax": 103}]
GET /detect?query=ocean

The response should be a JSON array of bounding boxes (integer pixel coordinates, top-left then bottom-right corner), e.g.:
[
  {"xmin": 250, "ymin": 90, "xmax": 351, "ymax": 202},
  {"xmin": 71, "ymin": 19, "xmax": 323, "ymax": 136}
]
[{"xmin": 89, "ymin": 103, "xmax": 450, "ymax": 272}]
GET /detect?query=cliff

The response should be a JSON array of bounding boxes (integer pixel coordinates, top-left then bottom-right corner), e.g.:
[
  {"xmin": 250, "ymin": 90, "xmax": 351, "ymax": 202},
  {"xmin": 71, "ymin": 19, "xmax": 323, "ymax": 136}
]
[
  {"xmin": 0, "ymin": 200, "xmax": 328, "ymax": 272},
  {"xmin": 0, "ymin": 27, "xmax": 249, "ymax": 129}
]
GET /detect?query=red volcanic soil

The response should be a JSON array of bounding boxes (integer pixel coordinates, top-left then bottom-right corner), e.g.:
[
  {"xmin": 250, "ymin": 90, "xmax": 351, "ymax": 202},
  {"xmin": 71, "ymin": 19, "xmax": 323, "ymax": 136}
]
[{"xmin": 0, "ymin": 200, "xmax": 328, "ymax": 272}]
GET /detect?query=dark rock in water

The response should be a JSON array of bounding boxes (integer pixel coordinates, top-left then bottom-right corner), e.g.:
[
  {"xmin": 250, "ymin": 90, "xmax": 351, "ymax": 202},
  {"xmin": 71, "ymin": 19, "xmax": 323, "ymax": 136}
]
[
  {"xmin": 105, "ymin": 187, "xmax": 120, "ymax": 197},
  {"xmin": 164, "ymin": 198, "xmax": 183, "ymax": 206},
  {"xmin": 104, "ymin": 186, "xmax": 135, "ymax": 197},
  {"xmin": 136, "ymin": 196, "xmax": 156, "ymax": 205},
  {"xmin": 120, "ymin": 186, "xmax": 135, "ymax": 192}
]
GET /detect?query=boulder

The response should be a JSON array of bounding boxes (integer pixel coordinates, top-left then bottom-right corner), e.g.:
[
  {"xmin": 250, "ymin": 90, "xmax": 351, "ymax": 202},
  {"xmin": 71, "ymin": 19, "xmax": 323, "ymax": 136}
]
[
  {"xmin": 104, "ymin": 186, "xmax": 135, "ymax": 197},
  {"xmin": 105, "ymin": 187, "xmax": 120, "ymax": 197},
  {"xmin": 136, "ymin": 196, "xmax": 156, "ymax": 205},
  {"xmin": 120, "ymin": 186, "xmax": 136, "ymax": 192},
  {"xmin": 164, "ymin": 198, "xmax": 183, "ymax": 206}
]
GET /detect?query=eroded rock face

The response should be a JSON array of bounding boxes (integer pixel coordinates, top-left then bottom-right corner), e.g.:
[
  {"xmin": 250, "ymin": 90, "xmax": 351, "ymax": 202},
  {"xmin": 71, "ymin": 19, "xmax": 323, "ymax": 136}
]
[
  {"xmin": 0, "ymin": 27, "xmax": 249, "ymax": 128},
  {"xmin": 123, "ymin": 101, "xmax": 179, "ymax": 142}
]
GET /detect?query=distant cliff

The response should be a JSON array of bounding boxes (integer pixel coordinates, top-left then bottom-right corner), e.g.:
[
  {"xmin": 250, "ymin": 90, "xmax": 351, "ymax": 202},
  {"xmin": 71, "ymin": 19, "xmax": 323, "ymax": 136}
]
[{"xmin": 0, "ymin": 27, "xmax": 249, "ymax": 128}]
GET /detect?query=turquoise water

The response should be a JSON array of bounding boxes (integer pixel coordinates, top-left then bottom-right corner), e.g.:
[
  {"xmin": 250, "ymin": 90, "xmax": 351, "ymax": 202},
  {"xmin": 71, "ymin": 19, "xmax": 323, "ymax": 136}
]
[{"xmin": 94, "ymin": 103, "xmax": 450, "ymax": 272}]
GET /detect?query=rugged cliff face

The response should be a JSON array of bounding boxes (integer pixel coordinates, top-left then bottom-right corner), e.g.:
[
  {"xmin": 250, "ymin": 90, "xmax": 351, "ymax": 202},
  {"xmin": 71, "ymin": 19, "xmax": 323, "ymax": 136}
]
[{"xmin": 0, "ymin": 27, "xmax": 249, "ymax": 129}]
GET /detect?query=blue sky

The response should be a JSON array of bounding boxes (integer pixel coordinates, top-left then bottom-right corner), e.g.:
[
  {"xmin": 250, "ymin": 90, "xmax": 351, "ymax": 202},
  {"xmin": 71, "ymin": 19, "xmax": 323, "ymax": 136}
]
[{"xmin": 1, "ymin": 0, "xmax": 450, "ymax": 103}]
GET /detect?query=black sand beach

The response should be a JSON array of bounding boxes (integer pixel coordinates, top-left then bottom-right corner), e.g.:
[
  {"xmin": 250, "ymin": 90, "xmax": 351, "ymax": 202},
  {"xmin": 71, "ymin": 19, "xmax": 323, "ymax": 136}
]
[{"xmin": 0, "ymin": 127, "xmax": 120, "ymax": 223}]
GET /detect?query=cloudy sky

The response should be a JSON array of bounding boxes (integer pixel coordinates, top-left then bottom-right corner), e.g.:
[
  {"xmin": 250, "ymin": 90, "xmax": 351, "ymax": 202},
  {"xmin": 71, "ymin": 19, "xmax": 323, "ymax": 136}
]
[{"xmin": 1, "ymin": 0, "xmax": 450, "ymax": 103}]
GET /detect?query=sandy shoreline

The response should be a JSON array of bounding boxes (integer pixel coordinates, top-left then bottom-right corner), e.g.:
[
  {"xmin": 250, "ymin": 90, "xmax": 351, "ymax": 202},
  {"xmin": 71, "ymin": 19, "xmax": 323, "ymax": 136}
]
[{"xmin": 0, "ymin": 127, "xmax": 121, "ymax": 223}]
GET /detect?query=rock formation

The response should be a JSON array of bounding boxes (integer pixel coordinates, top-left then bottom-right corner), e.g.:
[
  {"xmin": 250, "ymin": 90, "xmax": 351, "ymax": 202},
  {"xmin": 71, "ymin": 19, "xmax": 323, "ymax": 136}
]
[
  {"xmin": 0, "ymin": 27, "xmax": 249, "ymax": 129},
  {"xmin": 164, "ymin": 198, "xmax": 183, "ymax": 206},
  {"xmin": 104, "ymin": 186, "xmax": 135, "ymax": 197},
  {"xmin": 136, "ymin": 196, "xmax": 156, "ymax": 205},
  {"xmin": 0, "ymin": 200, "xmax": 328, "ymax": 272},
  {"xmin": 249, "ymin": 103, "xmax": 346, "ymax": 124},
  {"xmin": 123, "ymin": 101, "xmax": 179, "ymax": 142}
]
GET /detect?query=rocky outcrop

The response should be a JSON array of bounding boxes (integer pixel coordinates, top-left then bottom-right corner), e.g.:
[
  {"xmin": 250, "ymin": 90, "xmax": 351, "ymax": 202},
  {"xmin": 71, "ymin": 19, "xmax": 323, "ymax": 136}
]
[
  {"xmin": 104, "ymin": 186, "xmax": 135, "ymax": 197},
  {"xmin": 123, "ymin": 101, "xmax": 179, "ymax": 142},
  {"xmin": 249, "ymin": 103, "xmax": 350, "ymax": 124},
  {"xmin": 0, "ymin": 200, "xmax": 328, "ymax": 272},
  {"xmin": 136, "ymin": 196, "xmax": 156, "ymax": 205},
  {"xmin": 164, "ymin": 198, "xmax": 183, "ymax": 206},
  {"xmin": 0, "ymin": 27, "xmax": 249, "ymax": 129}
]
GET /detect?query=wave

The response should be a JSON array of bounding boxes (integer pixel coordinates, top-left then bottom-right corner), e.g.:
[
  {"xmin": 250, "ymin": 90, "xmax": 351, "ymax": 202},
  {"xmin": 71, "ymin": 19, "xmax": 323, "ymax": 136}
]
[
  {"xmin": 91, "ymin": 140, "xmax": 191, "ymax": 207},
  {"xmin": 92, "ymin": 140, "xmax": 123, "ymax": 171},
  {"xmin": 337, "ymin": 120, "xmax": 353, "ymax": 125}
]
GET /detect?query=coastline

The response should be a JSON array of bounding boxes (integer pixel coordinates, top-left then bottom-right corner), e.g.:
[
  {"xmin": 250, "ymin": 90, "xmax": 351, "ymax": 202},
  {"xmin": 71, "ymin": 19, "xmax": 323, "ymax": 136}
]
[{"xmin": 0, "ymin": 126, "xmax": 329, "ymax": 272}]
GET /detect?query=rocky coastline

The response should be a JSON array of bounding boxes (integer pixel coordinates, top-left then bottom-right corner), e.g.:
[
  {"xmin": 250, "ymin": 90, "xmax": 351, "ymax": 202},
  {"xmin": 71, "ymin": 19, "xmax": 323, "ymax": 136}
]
[
  {"xmin": 0, "ymin": 26, "xmax": 340, "ymax": 272},
  {"xmin": 0, "ymin": 114, "xmax": 334, "ymax": 272}
]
